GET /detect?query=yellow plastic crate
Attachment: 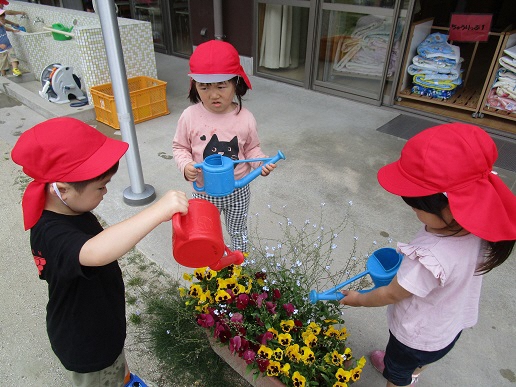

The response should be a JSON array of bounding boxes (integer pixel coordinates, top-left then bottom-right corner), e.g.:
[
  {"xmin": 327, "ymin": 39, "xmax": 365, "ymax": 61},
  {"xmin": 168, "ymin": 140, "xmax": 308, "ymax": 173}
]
[{"xmin": 90, "ymin": 76, "xmax": 169, "ymax": 129}]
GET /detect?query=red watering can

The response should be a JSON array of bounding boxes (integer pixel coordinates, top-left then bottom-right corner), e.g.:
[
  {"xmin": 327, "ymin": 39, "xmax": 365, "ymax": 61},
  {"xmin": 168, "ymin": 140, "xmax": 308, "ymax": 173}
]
[{"xmin": 172, "ymin": 199, "xmax": 245, "ymax": 271}]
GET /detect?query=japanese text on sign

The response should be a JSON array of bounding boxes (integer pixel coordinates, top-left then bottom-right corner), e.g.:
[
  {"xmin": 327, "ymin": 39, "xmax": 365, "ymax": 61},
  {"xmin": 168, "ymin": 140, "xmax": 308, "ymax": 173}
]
[{"xmin": 449, "ymin": 14, "xmax": 492, "ymax": 42}]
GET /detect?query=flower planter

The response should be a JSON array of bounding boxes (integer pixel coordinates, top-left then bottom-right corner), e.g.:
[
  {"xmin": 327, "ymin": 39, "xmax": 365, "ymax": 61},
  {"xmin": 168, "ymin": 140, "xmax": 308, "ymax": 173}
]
[{"xmin": 207, "ymin": 335, "xmax": 285, "ymax": 387}]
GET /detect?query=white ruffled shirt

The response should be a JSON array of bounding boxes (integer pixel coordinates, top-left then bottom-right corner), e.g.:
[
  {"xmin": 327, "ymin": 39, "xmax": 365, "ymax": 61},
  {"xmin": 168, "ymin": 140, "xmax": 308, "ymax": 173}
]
[{"xmin": 387, "ymin": 227, "xmax": 485, "ymax": 351}]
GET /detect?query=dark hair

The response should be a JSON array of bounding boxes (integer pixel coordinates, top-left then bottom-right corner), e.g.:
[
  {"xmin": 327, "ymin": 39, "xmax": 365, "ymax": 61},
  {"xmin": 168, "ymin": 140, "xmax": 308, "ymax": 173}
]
[
  {"xmin": 188, "ymin": 76, "xmax": 249, "ymax": 113},
  {"xmin": 67, "ymin": 161, "xmax": 119, "ymax": 193},
  {"xmin": 402, "ymin": 193, "xmax": 514, "ymax": 274}
]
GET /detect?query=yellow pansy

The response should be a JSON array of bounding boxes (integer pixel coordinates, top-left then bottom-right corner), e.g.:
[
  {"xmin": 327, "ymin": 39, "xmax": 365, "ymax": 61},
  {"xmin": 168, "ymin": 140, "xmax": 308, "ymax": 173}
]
[
  {"xmin": 286, "ymin": 344, "xmax": 301, "ymax": 362},
  {"xmin": 280, "ymin": 320, "xmax": 295, "ymax": 333},
  {"xmin": 324, "ymin": 325, "xmax": 340, "ymax": 338},
  {"xmin": 182, "ymin": 273, "xmax": 192, "ymax": 281},
  {"xmin": 335, "ymin": 368, "xmax": 352, "ymax": 383},
  {"xmin": 193, "ymin": 267, "xmax": 208, "ymax": 280},
  {"xmin": 292, "ymin": 371, "xmax": 306, "ymax": 387},
  {"xmin": 266, "ymin": 360, "xmax": 281, "ymax": 376},
  {"xmin": 342, "ymin": 347, "xmax": 352, "ymax": 361},
  {"xmin": 300, "ymin": 346, "xmax": 315, "ymax": 364},
  {"xmin": 214, "ymin": 289, "xmax": 231, "ymax": 302},
  {"xmin": 273, "ymin": 347, "xmax": 283, "ymax": 361},
  {"xmin": 280, "ymin": 363, "xmax": 290, "ymax": 376},
  {"xmin": 230, "ymin": 265, "xmax": 242, "ymax": 277},
  {"xmin": 188, "ymin": 284, "xmax": 202, "ymax": 297},
  {"xmin": 278, "ymin": 333, "xmax": 292, "ymax": 347},
  {"xmin": 258, "ymin": 345, "xmax": 273, "ymax": 359},
  {"xmin": 338, "ymin": 326, "xmax": 349, "ymax": 340},
  {"xmin": 306, "ymin": 321, "xmax": 321, "ymax": 335},
  {"xmin": 268, "ymin": 327, "xmax": 279, "ymax": 339},
  {"xmin": 331, "ymin": 350, "xmax": 343, "ymax": 366},
  {"xmin": 216, "ymin": 278, "xmax": 227, "ymax": 290},
  {"xmin": 351, "ymin": 367, "xmax": 362, "ymax": 381},
  {"xmin": 302, "ymin": 331, "xmax": 317, "ymax": 347},
  {"xmin": 233, "ymin": 283, "xmax": 246, "ymax": 295}
]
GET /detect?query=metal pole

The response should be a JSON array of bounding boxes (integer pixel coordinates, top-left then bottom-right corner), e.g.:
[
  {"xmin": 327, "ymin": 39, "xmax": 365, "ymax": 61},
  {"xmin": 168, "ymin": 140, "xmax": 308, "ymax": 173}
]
[
  {"xmin": 96, "ymin": 0, "xmax": 156, "ymax": 205},
  {"xmin": 213, "ymin": 0, "xmax": 224, "ymax": 40}
]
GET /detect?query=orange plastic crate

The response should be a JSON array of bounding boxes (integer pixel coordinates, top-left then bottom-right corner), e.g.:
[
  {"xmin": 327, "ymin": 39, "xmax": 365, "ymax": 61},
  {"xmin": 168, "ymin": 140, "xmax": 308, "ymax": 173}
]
[{"xmin": 90, "ymin": 76, "xmax": 169, "ymax": 129}]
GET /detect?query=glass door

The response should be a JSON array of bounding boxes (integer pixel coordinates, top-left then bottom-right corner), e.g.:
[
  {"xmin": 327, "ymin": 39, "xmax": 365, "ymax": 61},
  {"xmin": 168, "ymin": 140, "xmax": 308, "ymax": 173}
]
[
  {"xmin": 133, "ymin": 0, "xmax": 168, "ymax": 53},
  {"xmin": 255, "ymin": 0, "xmax": 409, "ymax": 103},
  {"xmin": 255, "ymin": 0, "xmax": 314, "ymax": 86},
  {"xmin": 170, "ymin": 0, "xmax": 193, "ymax": 57},
  {"xmin": 314, "ymin": 0, "xmax": 407, "ymax": 103}
]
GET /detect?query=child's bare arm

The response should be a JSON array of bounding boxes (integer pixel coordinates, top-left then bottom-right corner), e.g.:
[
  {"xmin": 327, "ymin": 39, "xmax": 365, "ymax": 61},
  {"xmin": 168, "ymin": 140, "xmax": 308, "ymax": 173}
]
[
  {"xmin": 79, "ymin": 190, "xmax": 189, "ymax": 266},
  {"xmin": 339, "ymin": 276, "xmax": 412, "ymax": 307}
]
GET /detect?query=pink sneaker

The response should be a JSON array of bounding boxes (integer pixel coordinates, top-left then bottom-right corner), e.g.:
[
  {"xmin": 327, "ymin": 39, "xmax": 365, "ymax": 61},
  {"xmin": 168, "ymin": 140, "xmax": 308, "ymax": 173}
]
[{"xmin": 369, "ymin": 350, "xmax": 386, "ymax": 374}]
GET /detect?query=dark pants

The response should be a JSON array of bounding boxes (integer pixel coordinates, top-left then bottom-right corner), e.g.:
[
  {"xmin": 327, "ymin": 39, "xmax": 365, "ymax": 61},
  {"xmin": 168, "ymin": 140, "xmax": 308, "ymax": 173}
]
[{"xmin": 383, "ymin": 330, "xmax": 462, "ymax": 386}]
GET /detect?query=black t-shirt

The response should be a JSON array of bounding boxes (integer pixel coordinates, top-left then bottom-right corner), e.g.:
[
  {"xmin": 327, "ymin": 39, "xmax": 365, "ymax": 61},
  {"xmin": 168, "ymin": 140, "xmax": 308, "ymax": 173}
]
[{"xmin": 30, "ymin": 210, "xmax": 126, "ymax": 373}]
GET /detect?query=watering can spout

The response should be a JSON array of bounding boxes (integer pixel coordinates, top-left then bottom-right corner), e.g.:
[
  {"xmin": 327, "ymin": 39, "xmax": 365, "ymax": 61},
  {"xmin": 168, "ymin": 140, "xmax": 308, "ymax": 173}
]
[
  {"xmin": 234, "ymin": 150, "xmax": 286, "ymax": 189},
  {"xmin": 209, "ymin": 249, "xmax": 245, "ymax": 271}
]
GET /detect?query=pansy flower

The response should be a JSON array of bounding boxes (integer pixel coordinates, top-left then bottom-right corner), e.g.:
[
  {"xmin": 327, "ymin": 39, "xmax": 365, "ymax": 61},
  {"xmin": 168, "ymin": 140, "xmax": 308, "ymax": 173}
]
[{"xmin": 292, "ymin": 371, "xmax": 306, "ymax": 387}]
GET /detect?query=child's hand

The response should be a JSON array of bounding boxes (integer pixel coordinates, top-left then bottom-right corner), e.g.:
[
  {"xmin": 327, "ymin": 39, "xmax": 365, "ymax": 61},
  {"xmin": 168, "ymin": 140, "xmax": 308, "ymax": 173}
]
[
  {"xmin": 154, "ymin": 190, "xmax": 189, "ymax": 222},
  {"xmin": 0, "ymin": 44, "xmax": 6, "ymax": 50},
  {"xmin": 261, "ymin": 163, "xmax": 276, "ymax": 176},
  {"xmin": 339, "ymin": 290, "xmax": 362, "ymax": 307},
  {"xmin": 184, "ymin": 162, "xmax": 199, "ymax": 182}
]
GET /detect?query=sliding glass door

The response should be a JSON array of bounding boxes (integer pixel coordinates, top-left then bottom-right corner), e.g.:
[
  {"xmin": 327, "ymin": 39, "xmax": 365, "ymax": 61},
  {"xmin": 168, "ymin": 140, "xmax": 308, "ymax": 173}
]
[{"xmin": 255, "ymin": 0, "xmax": 410, "ymax": 103}]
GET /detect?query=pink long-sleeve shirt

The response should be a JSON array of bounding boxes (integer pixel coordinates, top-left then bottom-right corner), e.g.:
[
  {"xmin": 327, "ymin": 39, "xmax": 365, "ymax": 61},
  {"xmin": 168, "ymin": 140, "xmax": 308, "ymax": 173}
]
[{"xmin": 172, "ymin": 103, "xmax": 267, "ymax": 186}]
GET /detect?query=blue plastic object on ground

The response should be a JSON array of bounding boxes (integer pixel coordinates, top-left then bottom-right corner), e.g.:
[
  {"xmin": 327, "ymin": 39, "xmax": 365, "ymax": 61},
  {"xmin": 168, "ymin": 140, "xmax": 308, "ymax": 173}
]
[{"xmin": 125, "ymin": 373, "xmax": 147, "ymax": 387}]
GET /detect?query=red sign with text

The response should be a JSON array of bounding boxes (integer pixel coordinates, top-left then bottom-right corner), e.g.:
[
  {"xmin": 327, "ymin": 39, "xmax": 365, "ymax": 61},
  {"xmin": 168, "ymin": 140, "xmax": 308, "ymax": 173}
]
[{"xmin": 449, "ymin": 14, "xmax": 492, "ymax": 42}]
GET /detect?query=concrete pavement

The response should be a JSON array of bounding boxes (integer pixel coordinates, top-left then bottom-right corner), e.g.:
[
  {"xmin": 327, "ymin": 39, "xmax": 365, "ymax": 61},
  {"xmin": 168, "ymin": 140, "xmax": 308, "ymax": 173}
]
[{"xmin": 1, "ymin": 53, "xmax": 515, "ymax": 386}]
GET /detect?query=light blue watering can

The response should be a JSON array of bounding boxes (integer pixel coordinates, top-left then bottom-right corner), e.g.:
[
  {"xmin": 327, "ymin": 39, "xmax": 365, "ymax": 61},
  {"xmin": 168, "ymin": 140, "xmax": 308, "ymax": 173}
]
[
  {"xmin": 193, "ymin": 150, "xmax": 286, "ymax": 197},
  {"xmin": 309, "ymin": 247, "xmax": 403, "ymax": 303}
]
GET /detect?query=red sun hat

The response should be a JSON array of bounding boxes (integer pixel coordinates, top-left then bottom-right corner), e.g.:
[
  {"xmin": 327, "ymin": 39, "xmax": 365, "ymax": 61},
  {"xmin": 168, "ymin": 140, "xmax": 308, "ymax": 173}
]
[
  {"xmin": 0, "ymin": 0, "xmax": 8, "ymax": 7},
  {"xmin": 188, "ymin": 40, "xmax": 252, "ymax": 89},
  {"xmin": 11, "ymin": 117, "xmax": 129, "ymax": 230},
  {"xmin": 377, "ymin": 122, "xmax": 516, "ymax": 242}
]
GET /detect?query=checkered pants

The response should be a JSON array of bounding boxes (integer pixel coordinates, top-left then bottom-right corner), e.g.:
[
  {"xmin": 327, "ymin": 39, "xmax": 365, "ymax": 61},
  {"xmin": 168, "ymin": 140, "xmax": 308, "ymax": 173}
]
[{"xmin": 193, "ymin": 185, "xmax": 250, "ymax": 252}]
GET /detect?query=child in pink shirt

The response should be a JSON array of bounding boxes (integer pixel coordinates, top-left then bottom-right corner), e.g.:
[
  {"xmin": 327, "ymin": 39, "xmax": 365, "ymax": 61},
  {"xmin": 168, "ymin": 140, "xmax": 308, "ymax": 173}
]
[
  {"xmin": 173, "ymin": 40, "xmax": 277, "ymax": 252},
  {"xmin": 341, "ymin": 123, "xmax": 516, "ymax": 387}
]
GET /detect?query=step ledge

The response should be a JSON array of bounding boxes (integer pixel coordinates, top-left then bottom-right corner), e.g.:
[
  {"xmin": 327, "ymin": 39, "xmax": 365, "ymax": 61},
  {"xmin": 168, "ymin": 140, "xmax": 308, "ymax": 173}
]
[{"xmin": 1, "ymin": 76, "xmax": 95, "ymax": 122}]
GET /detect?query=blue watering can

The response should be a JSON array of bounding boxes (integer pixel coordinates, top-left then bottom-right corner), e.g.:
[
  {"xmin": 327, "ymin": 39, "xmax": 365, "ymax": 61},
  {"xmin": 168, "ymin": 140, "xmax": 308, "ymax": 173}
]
[
  {"xmin": 309, "ymin": 247, "xmax": 403, "ymax": 303},
  {"xmin": 193, "ymin": 150, "xmax": 286, "ymax": 197}
]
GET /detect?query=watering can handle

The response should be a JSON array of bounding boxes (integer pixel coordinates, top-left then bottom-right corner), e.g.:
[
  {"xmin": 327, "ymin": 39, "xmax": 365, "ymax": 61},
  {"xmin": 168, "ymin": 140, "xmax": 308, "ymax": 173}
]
[
  {"xmin": 172, "ymin": 213, "xmax": 185, "ymax": 240},
  {"xmin": 190, "ymin": 163, "xmax": 205, "ymax": 192},
  {"xmin": 192, "ymin": 181, "xmax": 205, "ymax": 193}
]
